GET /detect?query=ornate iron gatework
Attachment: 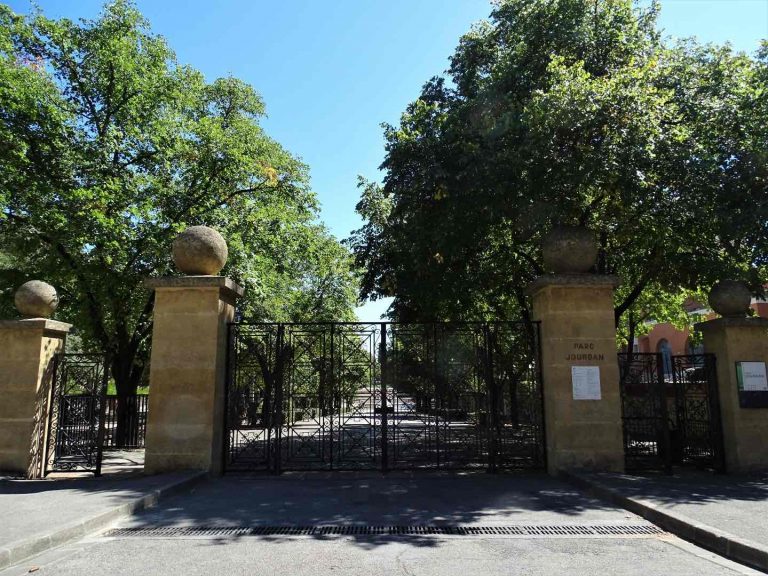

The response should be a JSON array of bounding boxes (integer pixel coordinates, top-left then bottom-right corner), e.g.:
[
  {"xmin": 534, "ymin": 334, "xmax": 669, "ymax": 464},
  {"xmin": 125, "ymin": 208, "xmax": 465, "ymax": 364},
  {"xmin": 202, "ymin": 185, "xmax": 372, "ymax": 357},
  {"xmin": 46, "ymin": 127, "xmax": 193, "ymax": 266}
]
[
  {"xmin": 618, "ymin": 352, "xmax": 724, "ymax": 472},
  {"xmin": 45, "ymin": 353, "xmax": 109, "ymax": 475},
  {"xmin": 671, "ymin": 354, "xmax": 724, "ymax": 470},
  {"xmin": 618, "ymin": 352, "xmax": 671, "ymax": 472},
  {"xmin": 225, "ymin": 321, "xmax": 544, "ymax": 472}
]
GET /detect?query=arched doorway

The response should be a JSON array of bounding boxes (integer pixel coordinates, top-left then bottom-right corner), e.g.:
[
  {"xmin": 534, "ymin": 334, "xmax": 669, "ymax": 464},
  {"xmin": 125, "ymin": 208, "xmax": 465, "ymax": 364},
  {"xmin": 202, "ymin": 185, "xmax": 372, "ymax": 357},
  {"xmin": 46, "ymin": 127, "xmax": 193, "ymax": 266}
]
[{"xmin": 657, "ymin": 338, "xmax": 672, "ymax": 377}]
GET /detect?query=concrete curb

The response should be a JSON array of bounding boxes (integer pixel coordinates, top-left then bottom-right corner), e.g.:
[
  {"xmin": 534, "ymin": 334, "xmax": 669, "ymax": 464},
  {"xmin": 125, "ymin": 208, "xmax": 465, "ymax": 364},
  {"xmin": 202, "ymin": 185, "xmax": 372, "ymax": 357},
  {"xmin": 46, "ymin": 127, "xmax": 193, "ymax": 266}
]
[
  {"xmin": 560, "ymin": 471, "xmax": 768, "ymax": 572},
  {"xmin": 0, "ymin": 470, "xmax": 207, "ymax": 571}
]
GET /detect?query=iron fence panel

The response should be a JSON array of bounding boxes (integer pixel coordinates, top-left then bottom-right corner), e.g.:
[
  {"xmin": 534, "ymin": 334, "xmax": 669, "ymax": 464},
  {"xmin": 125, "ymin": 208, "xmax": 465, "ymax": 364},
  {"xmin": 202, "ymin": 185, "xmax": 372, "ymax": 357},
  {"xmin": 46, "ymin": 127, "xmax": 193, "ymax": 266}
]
[
  {"xmin": 45, "ymin": 353, "xmax": 109, "ymax": 475},
  {"xmin": 618, "ymin": 352, "xmax": 723, "ymax": 472},
  {"xmin": 225, "ymin": 321, "xmax": 544, "ymax": 473},
  {"xmin": 102, "ymin": 395, "xmax": 149, "ymax": 449}
]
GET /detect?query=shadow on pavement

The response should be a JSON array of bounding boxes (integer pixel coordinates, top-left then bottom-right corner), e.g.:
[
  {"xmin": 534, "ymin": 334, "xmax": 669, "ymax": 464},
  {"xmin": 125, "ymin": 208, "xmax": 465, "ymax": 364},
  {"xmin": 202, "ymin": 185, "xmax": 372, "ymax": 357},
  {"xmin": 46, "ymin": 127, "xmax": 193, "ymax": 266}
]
[
  {"xmin": 118, "ymin": 471, "xmax": 636, "ymax": 550},
  {"xmin": 0, "ymin": 449, "xmax": 146, "ymax": 493},
  {"xmin": 589, "ymin": 470, "xmax": 768, "ymax": 505},
  {"xmin": 583, "ymin": 470, "xmax": 768, "ymax": 551},
  {"xmin": 0, "ymin": 453, "xmax": 194, "ymax": 553}
]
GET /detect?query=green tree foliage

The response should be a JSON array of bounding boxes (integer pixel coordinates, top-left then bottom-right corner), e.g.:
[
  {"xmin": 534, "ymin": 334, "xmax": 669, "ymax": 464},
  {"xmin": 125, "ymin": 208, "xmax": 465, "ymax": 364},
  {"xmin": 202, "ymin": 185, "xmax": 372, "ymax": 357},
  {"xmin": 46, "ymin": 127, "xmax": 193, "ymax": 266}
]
[
  {"xmin": 0, "ymin": 1, "xmax": 358, "ymax": 398},
  {"xmin": 349, "ymin": 0, "xmax": 767, "ymax": 330}
]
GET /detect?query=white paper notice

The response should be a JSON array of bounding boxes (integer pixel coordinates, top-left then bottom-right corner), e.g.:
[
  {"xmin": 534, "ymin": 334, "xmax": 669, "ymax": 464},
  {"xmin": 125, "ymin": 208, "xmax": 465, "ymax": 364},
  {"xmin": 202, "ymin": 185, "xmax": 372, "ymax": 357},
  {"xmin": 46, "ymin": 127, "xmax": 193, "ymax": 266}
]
[
  {"xmin": 572, "ymin": 366, "xmax": 601, "ymax": 400},
  {"xmin": 739, "ymin": 362, "xmax": 768, "ymax": 392}
]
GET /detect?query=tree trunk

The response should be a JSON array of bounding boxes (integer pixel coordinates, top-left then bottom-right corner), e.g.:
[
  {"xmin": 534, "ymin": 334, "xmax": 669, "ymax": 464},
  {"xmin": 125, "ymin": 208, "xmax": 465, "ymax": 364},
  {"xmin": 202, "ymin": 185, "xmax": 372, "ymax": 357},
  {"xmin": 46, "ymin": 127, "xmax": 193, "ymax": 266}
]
[
  {"xmin": 110, "ymin": 345, "xmax": 145, "ymax": 448},
  {"xmin": 619, "ymin": 310, "xmax": 638, "ymax": 393},
  {"xmin": 626, "ymin": 310, "xmax": 637, "ymax": 358}
]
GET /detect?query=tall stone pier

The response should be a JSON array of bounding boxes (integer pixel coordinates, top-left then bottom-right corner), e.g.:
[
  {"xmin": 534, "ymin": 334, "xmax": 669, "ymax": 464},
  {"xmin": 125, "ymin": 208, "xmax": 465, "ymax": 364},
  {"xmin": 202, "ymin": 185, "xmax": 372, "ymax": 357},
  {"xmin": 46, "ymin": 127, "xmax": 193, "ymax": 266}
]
[
  {"xmin": 527, "ymin": 226, "xmax": 624, "ymax": 475},
  {"xmin": 0, "ymin": 281, "xmax": 69, "ymax": 478},
  {"xmin": 144, "ymin": 227, "xmax": 243, "ymax": 475},
  {"xmin": 528, "ymin": 275, "xmax": 625, "ymax": 474},
  {"xmin": 696, "ymin": 280, "xmax": 768, "ymax": 472}
]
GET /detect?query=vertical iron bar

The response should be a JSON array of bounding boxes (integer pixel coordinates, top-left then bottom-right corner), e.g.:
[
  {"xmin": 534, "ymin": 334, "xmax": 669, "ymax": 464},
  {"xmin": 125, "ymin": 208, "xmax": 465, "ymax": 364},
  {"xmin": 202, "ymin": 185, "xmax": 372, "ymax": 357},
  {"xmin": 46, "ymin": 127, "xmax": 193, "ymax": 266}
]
[
  {"xmin": 329, "ymin": 323, "xmax": 334, "ymax": 471},
  {"xmin": 706, "ymin": 354, "xmax": 726, "ymax": 473},
  {"xmin": 131, "ymin": 396, "xmax": 135, "ymax": 448},
  {"xmin": 275, "ymin": 324, "xmax": 285, "ymax": 475},
  {"xmin": 618, "ymin": 353, "xmax": 628, "ymax": 469},
  {"xmin": 380, "ymin": 323, "xmax": 388, "ymax": 473},
  {"xmin": 656, "ymin": 352, "xmax": 673, "ymax": 474},
  {"xmin": 126, "ymin": 396, "xmax": 130, "ymax": 448},
  {"xmin": 130, "ymin": 396, "xmax": 136, "ymax": 447},
  {"xmin": 485, "ymin": 324, "xmax": 497, "ymax": 473},
  {"xmin": 674, "ymin": 355, "xmax": 686, "ymax": 466},
  {"xmin": 94, "ymin": 354, "xmax": 109, "ymax": 477},
  {"xmin": 434, "ymin": 323, "xmax": 440, "ymax": 469},
  {"xmin": 221, "ymin": 323, "xmax": 234, "ymax": 474},
  {"xmin": 43, "ymin": 353, "xmax": 61, "ymax": 477}
]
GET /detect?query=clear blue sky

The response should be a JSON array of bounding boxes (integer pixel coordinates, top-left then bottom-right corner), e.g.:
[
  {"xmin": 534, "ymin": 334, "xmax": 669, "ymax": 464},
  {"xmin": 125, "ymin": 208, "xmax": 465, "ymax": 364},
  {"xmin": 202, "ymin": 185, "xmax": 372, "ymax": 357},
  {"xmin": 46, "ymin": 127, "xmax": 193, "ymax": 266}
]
[{"xmin": 7, "ymin": 0, "xmax": 768, "ymax": 319}]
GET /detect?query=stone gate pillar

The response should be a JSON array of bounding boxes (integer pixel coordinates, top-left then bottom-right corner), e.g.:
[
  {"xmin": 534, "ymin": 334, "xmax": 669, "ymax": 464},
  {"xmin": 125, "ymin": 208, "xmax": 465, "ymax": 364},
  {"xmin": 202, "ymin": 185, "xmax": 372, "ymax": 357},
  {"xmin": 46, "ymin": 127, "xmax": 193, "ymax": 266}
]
[
  {"xmin": 527, "ymin": 226, "xmax": 625, "ymax": 475},
  {"xmin": 144, "ymin": 227, "xmax": 243, "ymax": 475},
  {"xmin": 696, "ymin": 280, "xmax": 768, "ymax": 472},
  {"xmin": 0, "ymin": 281, "xmax": 69, "ymax": 478}
]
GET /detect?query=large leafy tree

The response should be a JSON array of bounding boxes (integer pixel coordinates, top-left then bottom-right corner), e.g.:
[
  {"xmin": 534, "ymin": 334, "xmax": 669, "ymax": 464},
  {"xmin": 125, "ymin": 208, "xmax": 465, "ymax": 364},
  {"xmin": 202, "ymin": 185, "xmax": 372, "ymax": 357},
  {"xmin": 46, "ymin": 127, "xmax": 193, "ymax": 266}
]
[
  {"xmin": 0, "ymin": 1, "xmax": 358, "ymax": 411},
  {"xmin": 350, "ymin": 0, "xmax": 767, "ymax": 336}
]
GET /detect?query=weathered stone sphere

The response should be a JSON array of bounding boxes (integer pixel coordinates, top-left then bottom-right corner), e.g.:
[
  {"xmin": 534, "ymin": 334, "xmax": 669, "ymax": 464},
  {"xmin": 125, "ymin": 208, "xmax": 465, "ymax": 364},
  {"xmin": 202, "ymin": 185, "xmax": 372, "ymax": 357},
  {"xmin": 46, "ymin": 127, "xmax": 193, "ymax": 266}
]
[
  {"xmin": 542, "ymin": 225, "xmax": 598, "ymax": 274},
  {"xmin": 172, "ymin": 226, "xmax": 228, "ymax": 275},
  {"xmin": 708, "ymin": 280, "xmax": 752, "ymax": 318},
  {"xmin": 14, "ymin": 280, "xmax": 58, "ymax": 318}
]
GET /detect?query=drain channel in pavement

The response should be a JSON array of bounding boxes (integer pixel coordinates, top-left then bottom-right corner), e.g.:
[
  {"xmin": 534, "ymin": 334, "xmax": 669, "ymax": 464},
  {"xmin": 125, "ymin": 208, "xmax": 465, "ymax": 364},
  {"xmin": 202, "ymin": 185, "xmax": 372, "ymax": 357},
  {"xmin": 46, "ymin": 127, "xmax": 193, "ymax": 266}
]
[{"xmin": 105, "ymin": 525, "xmax": 665, "ymax": 538}]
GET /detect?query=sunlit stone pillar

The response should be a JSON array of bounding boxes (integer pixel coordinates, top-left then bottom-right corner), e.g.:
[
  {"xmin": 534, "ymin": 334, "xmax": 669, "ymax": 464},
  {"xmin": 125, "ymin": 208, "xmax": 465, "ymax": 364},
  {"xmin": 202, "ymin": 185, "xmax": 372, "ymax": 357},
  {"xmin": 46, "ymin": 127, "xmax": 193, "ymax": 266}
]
[
  {"xmin": 527, "ymin": 226, "xmax": 625, "ymax": 475},
  {"xmin": 0, "ymin": 281, "xmax": 70, "ymax": 478},
  {"xmin": 696, "ymin": 280, "xmax": 768, "ymax": 472},
  {"xmin": 144, "ymin": 227, "xmax": 243, "ymax": 475}
]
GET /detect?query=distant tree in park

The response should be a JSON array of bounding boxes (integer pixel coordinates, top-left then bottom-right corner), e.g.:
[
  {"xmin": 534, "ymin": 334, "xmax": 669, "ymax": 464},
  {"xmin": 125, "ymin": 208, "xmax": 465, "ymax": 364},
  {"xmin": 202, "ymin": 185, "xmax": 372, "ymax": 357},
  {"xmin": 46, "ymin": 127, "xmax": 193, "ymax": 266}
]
[
  {"xmin": 0, "ymin": 0, "xmax": 358, "ymax": 434},
  {"xmin": 349, "ymin": 0, "xmax": 767, "ymax": 340}
]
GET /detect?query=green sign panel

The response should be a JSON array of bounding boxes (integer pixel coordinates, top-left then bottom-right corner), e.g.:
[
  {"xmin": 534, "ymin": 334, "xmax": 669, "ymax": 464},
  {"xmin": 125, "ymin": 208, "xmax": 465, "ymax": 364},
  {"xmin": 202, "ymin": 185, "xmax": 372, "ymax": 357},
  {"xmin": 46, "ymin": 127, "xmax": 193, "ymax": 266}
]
[
  {"xmin": 736, "ymin": 362, "xmax": 768, "ymax": 392},
  {"xmin": 736, "ymin": 361, "xmax": 768, "ymax": 409}
]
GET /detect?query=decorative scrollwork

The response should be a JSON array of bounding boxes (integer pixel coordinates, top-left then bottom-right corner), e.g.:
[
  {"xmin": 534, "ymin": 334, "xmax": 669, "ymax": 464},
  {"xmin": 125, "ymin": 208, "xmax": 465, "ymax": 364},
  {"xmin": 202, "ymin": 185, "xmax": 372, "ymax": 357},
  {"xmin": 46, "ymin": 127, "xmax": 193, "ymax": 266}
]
[
  {"xmin": 618, "ymin": 352, "xmax": 723, "ymax": 472},
  {"xmin": 46, "ymin": 353, "xmax": 109, "ymax": 474}
]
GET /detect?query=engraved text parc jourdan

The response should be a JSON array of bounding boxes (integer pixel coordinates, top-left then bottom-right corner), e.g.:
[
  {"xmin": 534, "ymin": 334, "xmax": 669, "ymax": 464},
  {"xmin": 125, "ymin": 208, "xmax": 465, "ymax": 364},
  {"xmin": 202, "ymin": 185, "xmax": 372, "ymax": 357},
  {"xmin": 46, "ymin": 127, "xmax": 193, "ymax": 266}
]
[{"xmin": 566, "ymin": 342, "xmax": 605, "ymax": 362}]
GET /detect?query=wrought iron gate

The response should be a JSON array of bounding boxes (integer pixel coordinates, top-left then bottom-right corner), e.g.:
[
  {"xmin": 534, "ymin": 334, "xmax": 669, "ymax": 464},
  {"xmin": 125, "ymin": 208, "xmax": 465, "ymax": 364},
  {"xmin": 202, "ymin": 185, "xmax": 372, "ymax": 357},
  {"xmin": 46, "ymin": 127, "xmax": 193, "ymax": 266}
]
[
  {"xmin": 225, "ymin": 322, "xmax": 544, "ymax": 472},
  {"xmin": 45, "ymin": 353, "xmax": 109, "ymax": 475},
  {"xmin": 618, "ymin": 352, "xmax": 724, "ymax": 472}
]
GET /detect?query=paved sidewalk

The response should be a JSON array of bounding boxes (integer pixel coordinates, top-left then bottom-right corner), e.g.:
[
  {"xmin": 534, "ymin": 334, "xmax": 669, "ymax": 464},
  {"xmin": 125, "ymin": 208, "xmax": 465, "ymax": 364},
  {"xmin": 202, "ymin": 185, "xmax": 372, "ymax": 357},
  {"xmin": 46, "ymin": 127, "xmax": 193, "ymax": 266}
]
[
  {"xmin": 0, "ymin": 469, "xmax": 205, "ymax": 570},
  {"xmin": 3, "ymin": 472, "xmax": 761, "ymax": 576},
  {"xmin": 565, "ymin": 470, "xmax": 768, "ymax": 571}
]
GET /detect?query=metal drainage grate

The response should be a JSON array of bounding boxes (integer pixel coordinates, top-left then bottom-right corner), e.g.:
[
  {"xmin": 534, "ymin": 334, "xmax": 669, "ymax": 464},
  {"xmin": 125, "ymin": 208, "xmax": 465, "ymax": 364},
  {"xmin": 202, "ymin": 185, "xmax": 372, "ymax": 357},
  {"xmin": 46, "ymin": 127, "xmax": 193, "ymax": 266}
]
[{"xmin": 105, "ymin": 525, "xmax": 665, "ymax": 538}]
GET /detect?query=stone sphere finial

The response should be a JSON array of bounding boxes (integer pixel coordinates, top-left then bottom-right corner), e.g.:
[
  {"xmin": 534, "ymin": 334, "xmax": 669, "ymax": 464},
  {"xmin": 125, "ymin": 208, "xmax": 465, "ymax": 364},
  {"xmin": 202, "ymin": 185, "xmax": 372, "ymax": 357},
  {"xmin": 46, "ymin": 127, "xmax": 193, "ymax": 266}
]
[
  {"xmin": 172, "ymin": 225, "xmax": 228, "ymax": 275},
  {"xmin": 541, "ymin": 225, "xmax": 598, "ymax": 274},
  {"xmin": 708, "ymin": 280, "xmax": 752, "ymax": 318},
  {"xmin": 15, "ymin": 280, "xmax": 59, "ymax": 318}
]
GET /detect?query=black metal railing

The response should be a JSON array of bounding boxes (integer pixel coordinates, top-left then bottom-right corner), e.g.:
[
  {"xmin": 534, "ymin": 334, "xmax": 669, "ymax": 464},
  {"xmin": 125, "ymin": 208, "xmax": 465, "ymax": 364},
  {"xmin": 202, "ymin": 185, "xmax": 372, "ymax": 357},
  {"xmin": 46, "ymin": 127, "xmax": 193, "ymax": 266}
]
[
  {"xmin": 671, "ymin": 354, "xmax": 725, "ymax": 471},
  {"xmin": 45, "ymin": 353, "xmax": 109, "ymax": 475},
  {"xmin": 102, "ymin": 395, "xmax": 149, "ymax": 449},
  {"xmin": 225, "ymin": 321, "xmax": 544, "ymax": 473},
  {"xmin": 618, "ymin": 352, "xmax": 724, "ymax": 472}
]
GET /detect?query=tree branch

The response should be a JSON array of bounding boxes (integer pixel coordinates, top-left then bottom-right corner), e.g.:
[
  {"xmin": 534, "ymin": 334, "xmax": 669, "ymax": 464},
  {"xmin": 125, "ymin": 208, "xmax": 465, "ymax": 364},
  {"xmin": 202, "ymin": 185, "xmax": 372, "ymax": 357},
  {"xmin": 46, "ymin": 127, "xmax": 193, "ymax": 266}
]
[
  {"xmin": 5, "ymin": 213, "xmax": 110, "ymax": 345},
  {"xmin": 614, "ymin": 270, "xmax": 654, "ymax": 326}
]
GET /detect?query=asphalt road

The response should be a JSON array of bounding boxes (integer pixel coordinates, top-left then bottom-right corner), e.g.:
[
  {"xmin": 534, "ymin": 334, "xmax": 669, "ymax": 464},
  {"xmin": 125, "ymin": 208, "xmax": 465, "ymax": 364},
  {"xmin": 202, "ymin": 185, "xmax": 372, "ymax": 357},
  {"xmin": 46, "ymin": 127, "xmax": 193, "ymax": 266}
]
[{"xmin": 1, "ymin": 472, "xmax": 761, "ymax": 576}]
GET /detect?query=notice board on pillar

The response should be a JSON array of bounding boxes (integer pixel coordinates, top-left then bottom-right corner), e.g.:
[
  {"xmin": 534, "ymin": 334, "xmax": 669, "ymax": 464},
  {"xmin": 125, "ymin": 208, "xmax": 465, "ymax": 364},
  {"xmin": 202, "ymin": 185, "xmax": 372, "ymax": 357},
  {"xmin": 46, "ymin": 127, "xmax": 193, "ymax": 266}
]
[
  {"xmin": 736, "ymin": 361, "xmax": 768, "ymax": 408},
  {"xmin": 572, "ymin": 366, "xmax": 601, "ymax": 400}
]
